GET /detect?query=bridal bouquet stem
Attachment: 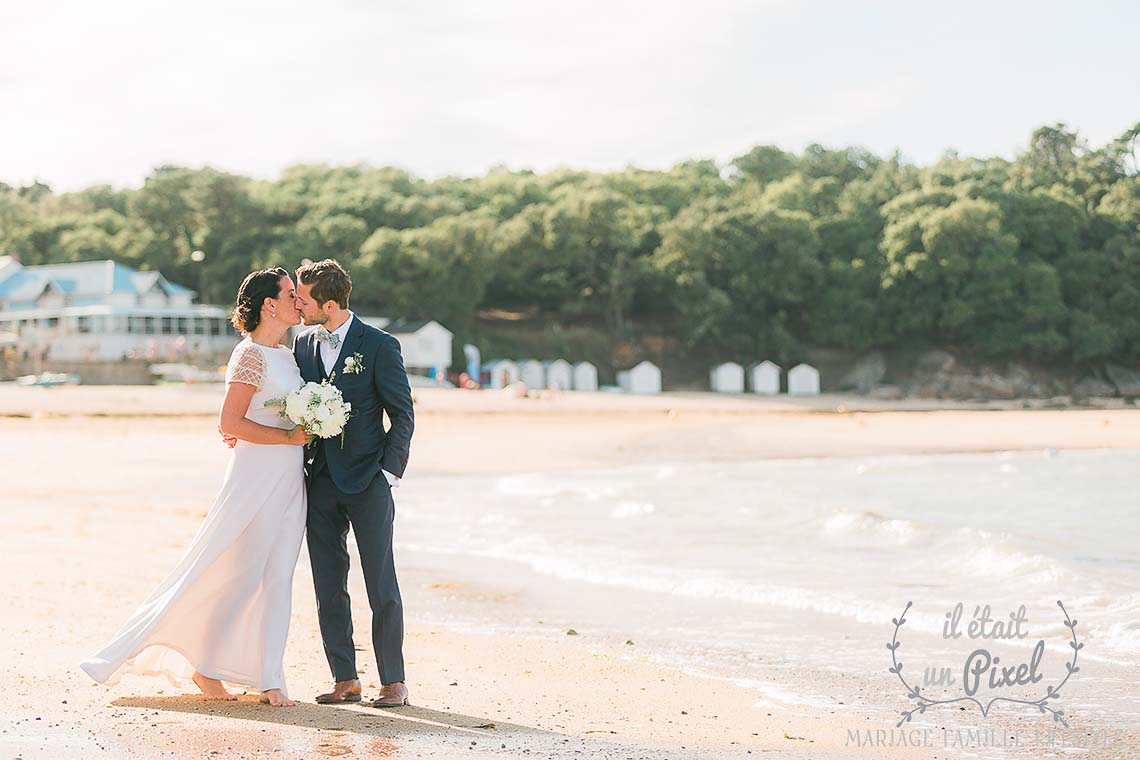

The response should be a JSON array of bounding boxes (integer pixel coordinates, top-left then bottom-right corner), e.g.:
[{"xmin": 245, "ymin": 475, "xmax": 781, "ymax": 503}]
[{"xmin": 265, "ymin": 377, "xmax": 352, "ymax": 447}]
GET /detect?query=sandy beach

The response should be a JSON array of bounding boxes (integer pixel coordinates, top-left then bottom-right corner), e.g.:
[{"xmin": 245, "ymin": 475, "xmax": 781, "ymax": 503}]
[
  {"xmin": 5, "ymin": 384, "xmax": 1140, "ymax": 474},
  {"xmin": 3, "ymin": 385, "xmax": 1139, "ymax": 759}
]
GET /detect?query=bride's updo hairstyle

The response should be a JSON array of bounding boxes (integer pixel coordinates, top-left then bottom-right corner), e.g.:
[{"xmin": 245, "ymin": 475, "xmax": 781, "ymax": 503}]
[{"xmin": 230, "ymin": 267, "xmax": 290, "ymax": 334}]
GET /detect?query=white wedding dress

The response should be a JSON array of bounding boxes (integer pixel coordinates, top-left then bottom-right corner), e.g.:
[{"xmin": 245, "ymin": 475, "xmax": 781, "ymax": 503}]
[{"xmin": 80, "ymin": 338, "xmax": 307, "ymax": 697}]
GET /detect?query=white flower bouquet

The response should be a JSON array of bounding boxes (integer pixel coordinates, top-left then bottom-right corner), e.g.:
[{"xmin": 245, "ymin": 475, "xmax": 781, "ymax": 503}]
[{"xmin": 266, "ymin": 380, "xmax": 352, "ymax": 445}]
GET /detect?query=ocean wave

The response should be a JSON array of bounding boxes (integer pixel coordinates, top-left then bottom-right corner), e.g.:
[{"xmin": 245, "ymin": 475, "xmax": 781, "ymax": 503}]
[
  {"xmin": 611, "ymin": 501, "xmax": 656, "ymax": 519},
  {"xmin": 493, "ymin": 473, "xmax": 617, "ymax": 502},
  {"xmin": 820, "ymin": 510, "xmax": 921, "ymax": 546},
  {"xmin": 964, "ymin": 543, "xmax": 1070, "ymax": 585},
  {"xmin": 818, "ymin": 509, "xmax": 1074, "ymax": 587},
  {"xmin": 1093, "ymin": 619, "xmax": 1140, "ymax": 656}
]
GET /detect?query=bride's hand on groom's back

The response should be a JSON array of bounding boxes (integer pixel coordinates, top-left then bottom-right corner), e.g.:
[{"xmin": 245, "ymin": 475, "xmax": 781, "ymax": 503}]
[{"xmin": 217, "ymin": 423, "xmax": 238, "ymax": 449}]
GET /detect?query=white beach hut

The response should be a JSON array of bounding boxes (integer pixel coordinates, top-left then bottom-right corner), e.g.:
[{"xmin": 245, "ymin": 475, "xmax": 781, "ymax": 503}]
[
  {"xmin": 709, "ymin": 362, "xmax": 745, "ymax": 393},
  {"xmin": 543, "ymin": 359, "xmax": 573, "ymax": 390},
  {"xmin": 787, "ymin": 363, "xmax": 821, "ymax": 395},
  {"xmin": 572, "ymin": 361, "xmax": 598, "ymax": 391},
  {"xmin": 484, "ymin": 359, "xmax": 520, "ymax": 389},
  {"xmin": 747, "ymin": 360, "xmax": 781, "ymax": 395},
  {"xmin": 518, "ymin": 359, "xmax": 546, "ymax": 389},
  {"xmin": 617, "ymin": 360, "xmax": 662, "ymax": 394},
  {"xmin": 378, "ymin": 319, "xmax": 454, "ymax": 379}
]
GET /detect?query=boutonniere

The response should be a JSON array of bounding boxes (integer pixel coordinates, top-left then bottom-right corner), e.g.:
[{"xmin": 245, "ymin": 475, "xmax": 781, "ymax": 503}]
[{"xmin": 343, "ymin": 352, "xmax": 365, "ymax": 374}]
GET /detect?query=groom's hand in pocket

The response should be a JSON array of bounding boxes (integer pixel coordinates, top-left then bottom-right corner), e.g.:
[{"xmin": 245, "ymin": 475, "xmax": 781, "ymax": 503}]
[{"xmin": 218, "ymin": 423, "xmax": 237, "ymax": 449}]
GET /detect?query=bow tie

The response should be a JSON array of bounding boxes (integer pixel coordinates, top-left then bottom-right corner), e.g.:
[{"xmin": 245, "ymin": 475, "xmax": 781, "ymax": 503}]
[{"xmin": 315, "ymin": 328, "xmax": 341, "ymax": 349}]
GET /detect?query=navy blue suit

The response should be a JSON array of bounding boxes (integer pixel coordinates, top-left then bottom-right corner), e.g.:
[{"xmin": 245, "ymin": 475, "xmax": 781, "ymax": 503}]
[{"xmin": 294, "ymin": 316, "xmax": 414, "ymax": 685}]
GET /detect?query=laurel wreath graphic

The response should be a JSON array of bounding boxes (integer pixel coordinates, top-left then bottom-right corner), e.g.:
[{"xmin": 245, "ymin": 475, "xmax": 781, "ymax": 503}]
[{"xmin": 888, "ymin": 600, "xmax": 1081, "ymax": 728}]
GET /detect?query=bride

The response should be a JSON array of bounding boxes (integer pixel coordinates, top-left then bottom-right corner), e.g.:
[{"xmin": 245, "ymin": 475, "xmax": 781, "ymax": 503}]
[{"xmin": 80, "ymin": 267, "xmax": 311, "ymax": 707}]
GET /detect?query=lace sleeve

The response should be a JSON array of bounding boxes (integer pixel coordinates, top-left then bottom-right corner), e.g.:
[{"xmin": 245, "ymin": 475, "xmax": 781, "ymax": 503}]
[{"xmin": 226, "ymin": 344, "xmax": 266, "ymax": 389}]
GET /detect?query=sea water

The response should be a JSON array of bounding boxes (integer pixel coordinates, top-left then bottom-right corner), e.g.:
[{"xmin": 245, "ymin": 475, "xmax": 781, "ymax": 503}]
[{"xmin": 386, "ymin": 448, "xmax": 1140, "ymax": 721}]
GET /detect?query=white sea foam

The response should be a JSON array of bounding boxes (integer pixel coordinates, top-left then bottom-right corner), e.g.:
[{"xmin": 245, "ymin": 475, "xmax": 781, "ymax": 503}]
[
  {"xmin": 611, "ymin": 500, "xmax": 656, "ymax": 519},
  {"xmin": 493, "ymin": 473, "xmax": 615, "ymax": 502},
  {"xmin": 965, "ymin": 543, "xmax": 1069, "ymax": 584},
  {"xmin": 820, "ymin": 509, "xmax": 921, "ymax": 546},
  {"xmin": 401, "ymin": 536, "xmax": 903, "ymax": 626}
]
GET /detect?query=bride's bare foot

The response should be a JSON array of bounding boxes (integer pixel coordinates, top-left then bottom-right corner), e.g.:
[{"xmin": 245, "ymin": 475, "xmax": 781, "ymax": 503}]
[
  {"xmin": 192, "ymin": 671, "xmax": 237, "ymax": 701},
  {"xmin": 260, "ymin": 688, "xmax": 296, "ymax": 707}
]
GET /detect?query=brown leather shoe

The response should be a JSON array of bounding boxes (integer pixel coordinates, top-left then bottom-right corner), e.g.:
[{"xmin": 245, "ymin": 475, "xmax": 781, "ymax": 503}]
[
  {"xmin": 315, "ymin": 679, "xmax": 362, "ymax": 704},
  {"xmin": 369, "ymin": 681, "xmax": 409, "ymax": 708}
]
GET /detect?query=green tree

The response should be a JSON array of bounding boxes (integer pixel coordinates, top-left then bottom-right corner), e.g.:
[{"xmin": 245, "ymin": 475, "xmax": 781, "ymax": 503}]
[
  {"xmin": 357, "ymin": 213, "xmax": 496, "ymax": 334},
  {"xmin": 655, "ymin": 195, "xmax": 822, "ymax": 359}
]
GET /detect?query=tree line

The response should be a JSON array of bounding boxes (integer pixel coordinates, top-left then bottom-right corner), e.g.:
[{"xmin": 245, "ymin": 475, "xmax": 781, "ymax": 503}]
[{"xmin": 2, "ymin": 121, "xmax": 1138, "ymax": 369}]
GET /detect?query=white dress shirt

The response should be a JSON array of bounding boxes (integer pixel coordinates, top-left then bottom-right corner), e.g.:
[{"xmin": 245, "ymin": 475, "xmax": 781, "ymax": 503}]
[{"xmin": 319, "ymin": 312, "xmax": 401, "ymax": 489}]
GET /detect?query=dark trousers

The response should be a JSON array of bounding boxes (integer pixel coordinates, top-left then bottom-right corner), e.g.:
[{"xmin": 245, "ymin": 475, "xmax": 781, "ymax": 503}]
[{"xmin": 306, "ymin": 467, "xmax": 405, "ymax": 685}]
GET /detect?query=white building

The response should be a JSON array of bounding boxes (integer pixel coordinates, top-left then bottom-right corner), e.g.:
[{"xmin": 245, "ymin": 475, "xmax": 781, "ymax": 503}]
[
  {"xmin": 747, "ymin": 360, "xmax": 781, "ymax": 395},
  {"xmin": 572, "ymin": 361, "xmax": 598, "ymax": 391},
  {"xmin": 543, "ymin": 359, "xmax": 573, "ymax": 390},
  {"xmin": 617, "ymin": 360, "xmax": 662, "ymax": 394},
  {"xmin": 518, "ymin": 359, "xmax": 545, "ymax": 389},
  {"xmin": 787, "ymin": 363, "xmax": 821, "ymax": 395},
  {"xmin": 355, "ymin": 317, "xmax": 453, "ymax": 379},
  {"xmin": 0, "ymin": 256, "xmax": 239, "ymax": 361},
  {"xmin": 709, "ymin": 362, "xmax": 745, "ymax": 393},
  {"xmin": 484, "ymin": 359, "xmax": 520, "ymax": 389}
]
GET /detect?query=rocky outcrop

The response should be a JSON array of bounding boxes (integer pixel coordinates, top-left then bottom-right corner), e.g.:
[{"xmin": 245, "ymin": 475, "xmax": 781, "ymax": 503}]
[
  {"xmin": 1105, "ymin": 364, "xmax": 1140, "ymax": 396},
  {"xmin": 868, "ymin": 384, "xmax": 904, "ymax": 400},
  {"xmin": 1022, "ymin": 396, "xmax": 1074, "ymax": 409},
  {"xmin": 909, "ymin": 351, "xmax": 955, "ymax": 398},
  {"xmin": 829, "ymin": 347, "xmax": 1139, "ymax": 402},
  {"xmin": 945, "ymin": 370, "xmax": 1017, "ymax": 399},
  {"xmin": 1072, "ymin": 376, "xmax": 1116, "ymax": 399},
  {"xmin": 908, "ymin": 352, "xmax": 1061, "ymax": 400},
  {"xmin": 917, "ymin": 350, "xmax": 956, "ymax": 376},
  {"xmin": 840, "ymin": 351, "xmax": 886, "ymax": 393},
  {"xmin": 1083, "ymin": 396, "xmax": 1128, "ymax": 409},
  {"xmin": 910, "ymin": 352, "xmax": 1027, "ymax": 399}
]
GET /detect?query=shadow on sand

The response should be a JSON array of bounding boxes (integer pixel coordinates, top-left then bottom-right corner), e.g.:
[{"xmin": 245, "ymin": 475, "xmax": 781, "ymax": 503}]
[{"xmin": 111, "ymin": 695, "xmax": 656, "ymax": 758}]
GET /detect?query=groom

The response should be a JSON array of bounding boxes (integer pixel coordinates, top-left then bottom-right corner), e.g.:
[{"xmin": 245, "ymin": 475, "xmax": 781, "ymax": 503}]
[{"xmin": 293, "ymin": 258, "xmax": 415, "ymax": 708}]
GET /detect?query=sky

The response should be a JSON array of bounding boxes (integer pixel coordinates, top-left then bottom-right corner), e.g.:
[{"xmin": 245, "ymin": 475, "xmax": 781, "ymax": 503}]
[{"xmin": 2, "ymin": 0, "xmax": 1138, "ymax": 191}]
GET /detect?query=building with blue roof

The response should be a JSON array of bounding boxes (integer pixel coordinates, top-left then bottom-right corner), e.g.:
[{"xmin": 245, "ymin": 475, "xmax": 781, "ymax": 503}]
[{"xmin": 0, "ymin": 255, "xmax": 240, "ymax": 361}]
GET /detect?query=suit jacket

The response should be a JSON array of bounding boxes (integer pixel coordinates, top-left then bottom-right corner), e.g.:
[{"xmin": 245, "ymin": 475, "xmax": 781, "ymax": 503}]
[{"xmin": 294, "ymin": 317, "xmax": 414, "ymax": 494}]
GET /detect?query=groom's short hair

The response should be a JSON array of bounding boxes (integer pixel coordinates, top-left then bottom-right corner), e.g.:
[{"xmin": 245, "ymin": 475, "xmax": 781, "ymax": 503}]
[{"xmin": 296, "ymin": 259, "xmax": 351, "ymax": 308}]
